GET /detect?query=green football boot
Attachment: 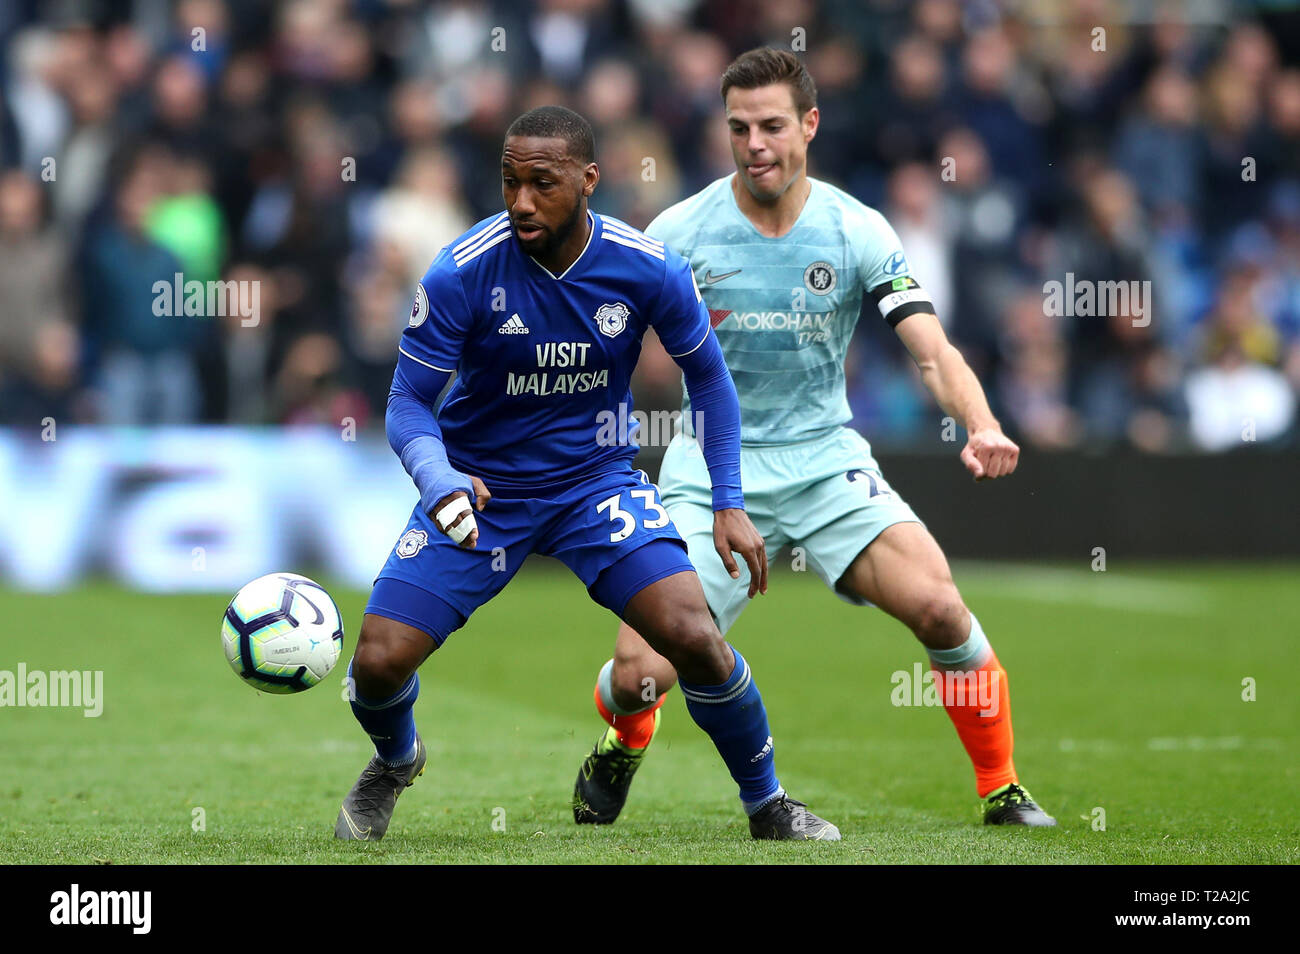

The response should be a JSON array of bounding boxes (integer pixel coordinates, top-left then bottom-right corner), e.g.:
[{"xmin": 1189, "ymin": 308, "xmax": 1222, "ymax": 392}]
[
  {"xmin": 572, "ymin": 709, "xmax": 659, "ymax": 825},
  {"xmin": 983, "ymin": 782, "xmax": 1057, "ymax": 826}
]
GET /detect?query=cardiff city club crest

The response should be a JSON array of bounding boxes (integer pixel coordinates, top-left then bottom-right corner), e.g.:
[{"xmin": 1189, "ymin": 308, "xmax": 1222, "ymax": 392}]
[
  {"xmin": 396, "ymin": 528, "xmax": 429, "ymax": 559},
  {"xmin": 594, "ymin": 302, "xmax": 629, "ymax": 338}
]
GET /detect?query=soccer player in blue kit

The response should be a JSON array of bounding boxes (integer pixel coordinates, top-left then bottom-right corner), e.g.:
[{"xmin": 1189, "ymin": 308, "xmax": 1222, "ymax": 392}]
[{"xmin": 334, "ymin": 106, "xmax": 839, "ymax": 842}]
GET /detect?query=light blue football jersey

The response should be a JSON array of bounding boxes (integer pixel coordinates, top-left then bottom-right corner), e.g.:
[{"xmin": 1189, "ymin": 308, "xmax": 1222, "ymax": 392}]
[{"xmin": 646, "ymin": 175, "xmax": 933, "ymax": 446}]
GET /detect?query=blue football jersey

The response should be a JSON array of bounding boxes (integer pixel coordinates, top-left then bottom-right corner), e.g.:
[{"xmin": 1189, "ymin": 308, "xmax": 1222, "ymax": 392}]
[{"xmin": 398, "ymin": 210, "xmax": 711, "ymax": 491}]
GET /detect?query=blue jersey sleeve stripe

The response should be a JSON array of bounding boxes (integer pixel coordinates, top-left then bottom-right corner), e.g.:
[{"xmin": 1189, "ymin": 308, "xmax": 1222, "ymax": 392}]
[
  {"xmin": 398, "ymin": 345, "xmax": 455, "ymax": 373},
  {"xmin": 666, "ymin": 325, "xmax": 710, "ymax": 359},
  {"xmin": 452, "ymin": 212, "xmax": 509, "ymax": 254},
  {"xmin": 600, "ymin": 232, "xmax": 665, "ymax": 260},
  {"xmin": 600, "ymin": 221, "xmax": 665, "ymax": 248},
  {"xmin": 602, "ymin": 219, "xmax": 664, "ymax": 247},
  {"xmin": 454, "ymin": 229, "xmax": 512, "ymax": 267},
  {"xmin": 453, "ymin": 221, "xmax": 510, "ymax": 262}
]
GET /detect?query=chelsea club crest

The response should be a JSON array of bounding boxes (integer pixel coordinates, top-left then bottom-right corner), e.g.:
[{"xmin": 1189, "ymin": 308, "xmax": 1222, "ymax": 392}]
[
  {"xmin": 594, "ymin": 302, "xmax": 629, "ymax": 338},
  {"xmin": 803, "ymin": 261, "xmax": 837, "ymax": 295}
]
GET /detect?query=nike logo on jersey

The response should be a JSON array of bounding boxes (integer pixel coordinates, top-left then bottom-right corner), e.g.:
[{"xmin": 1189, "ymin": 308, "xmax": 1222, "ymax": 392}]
[
  {"xmin": 498, "ymin": 313, "xmax": 530, "ymax": 335},
  {"xmin": 703, "ymin": 269, "xmax": 742, "ymax": 284}
]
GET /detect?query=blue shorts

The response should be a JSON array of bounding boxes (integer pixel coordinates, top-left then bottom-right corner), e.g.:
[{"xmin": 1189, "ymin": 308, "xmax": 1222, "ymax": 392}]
[{"xmin": 366, "ymin": 467, "xmax": 695, "ymax": 645}]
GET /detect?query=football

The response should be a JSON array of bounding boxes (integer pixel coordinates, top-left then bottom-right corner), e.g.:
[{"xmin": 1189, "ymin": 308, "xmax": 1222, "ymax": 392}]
[{"xmin": 221, "ymin": 572, "xmax": 343, "ymax": 694}]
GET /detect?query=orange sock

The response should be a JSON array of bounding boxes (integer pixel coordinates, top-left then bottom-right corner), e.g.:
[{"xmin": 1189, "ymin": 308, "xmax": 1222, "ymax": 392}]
[
  {"xmin": 593, "ymin": 682, "xmax": 664, "ymax": 750},
  {"xmin": 931, "ymin": 650, "xmax": 1017, "ymax": 798}
]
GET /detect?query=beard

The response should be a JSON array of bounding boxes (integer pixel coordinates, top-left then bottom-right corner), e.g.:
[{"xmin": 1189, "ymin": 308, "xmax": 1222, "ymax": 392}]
[{"xmin": 524, "ymin": 198, "xmax": 584, "ymax": 258}]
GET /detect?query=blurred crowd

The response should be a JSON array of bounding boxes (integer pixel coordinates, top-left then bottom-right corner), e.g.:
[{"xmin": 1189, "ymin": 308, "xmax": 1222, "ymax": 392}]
[{"xmin": 1, "ymin": 0, "xmax": 1298, "ymax": 452}]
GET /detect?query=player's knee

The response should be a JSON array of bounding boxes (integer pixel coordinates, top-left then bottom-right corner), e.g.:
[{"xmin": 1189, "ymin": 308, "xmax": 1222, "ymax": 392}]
[
  {"xmin": 610, "ymin": 661, "xmax": 648, "ymax": 710},
  {"xmin": 654, "ymin": 610, "xmax": 728, "ymax": 683},
  {"xmin": 913, "ymin": 586, "xmax": 969, "ymax": 650},
  {"xmin": 353, "ymin": 619, "xmax": 420, "ymax": 697},
  {"xmin": 612, "ymin": 652, "xmax": 675, "ymax": 708}
]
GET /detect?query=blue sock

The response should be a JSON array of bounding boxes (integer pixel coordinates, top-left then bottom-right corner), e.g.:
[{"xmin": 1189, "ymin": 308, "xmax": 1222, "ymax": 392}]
[
  {"xmin": 678, "ymin": 645, "xmax": 783, "ymax": 814},
  {"xmin": 348, "ymin": 659, "xmax": 419, "ymax": 766}
]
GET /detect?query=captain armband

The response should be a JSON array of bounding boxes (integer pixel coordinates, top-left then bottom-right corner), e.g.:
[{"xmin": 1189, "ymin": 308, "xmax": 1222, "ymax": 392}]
[{"xmin": 868, "ymin": 276, "xmax": 935, "ymax": 327}]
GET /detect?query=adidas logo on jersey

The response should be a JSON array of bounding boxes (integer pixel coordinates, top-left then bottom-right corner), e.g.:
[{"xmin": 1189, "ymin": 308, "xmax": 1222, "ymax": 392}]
[{"xmin": 498, "ymin": 313, "xmax": 529, "ymax": 335}]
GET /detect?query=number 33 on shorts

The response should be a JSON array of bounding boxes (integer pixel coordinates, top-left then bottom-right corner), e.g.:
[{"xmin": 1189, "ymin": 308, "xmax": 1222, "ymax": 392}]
[{"xmin": 596, "ymin": 485, "xmax": 671, "ymax": 542}]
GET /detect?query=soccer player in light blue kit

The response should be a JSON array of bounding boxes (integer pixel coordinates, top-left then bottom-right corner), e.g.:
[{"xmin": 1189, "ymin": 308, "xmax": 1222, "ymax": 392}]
[
  {"xmin": 335, "ymin": 106, "xmax": 838, "ymax": 842},
  {"xmin": 573, "ymin": 50, "xmax": 1055, "ymax": 828}
]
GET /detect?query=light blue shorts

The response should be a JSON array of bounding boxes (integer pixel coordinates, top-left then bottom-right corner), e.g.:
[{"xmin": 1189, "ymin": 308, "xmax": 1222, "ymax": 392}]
[{"xmin": 658, "ymin": 428, "xmax": 923, "ymax": 634}]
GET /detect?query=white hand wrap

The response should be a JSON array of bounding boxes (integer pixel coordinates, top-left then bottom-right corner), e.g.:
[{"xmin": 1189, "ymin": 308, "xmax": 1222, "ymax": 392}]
[{"xmin": 435, "ymin": 496, "xmax": 475, "ymax": 544}]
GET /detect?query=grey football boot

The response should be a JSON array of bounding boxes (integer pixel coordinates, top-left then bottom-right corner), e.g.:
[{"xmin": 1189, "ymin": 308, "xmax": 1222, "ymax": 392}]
[
  {"xmin": 334, "ymin": 735, "xmax": 427, "ymax": 841},
  {"xmin": 748, "ymin": 794, "xmax": 842, "ymax": 841}
]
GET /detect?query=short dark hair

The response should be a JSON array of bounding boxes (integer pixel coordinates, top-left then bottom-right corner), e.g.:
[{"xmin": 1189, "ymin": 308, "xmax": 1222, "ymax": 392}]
[
  {"xmin": 720, "ymin": 47, "xmax": 817, "ymax": 116},
  {"xmin": 504, "ymin": 105, "xmax": 595, "ymax": 163}
]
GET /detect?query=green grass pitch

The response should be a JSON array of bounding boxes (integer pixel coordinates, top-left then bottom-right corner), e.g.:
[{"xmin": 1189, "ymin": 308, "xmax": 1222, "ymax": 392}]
[{"xmin": 1, "ymin": 561, "xmax": 1296, "ymax": 864}]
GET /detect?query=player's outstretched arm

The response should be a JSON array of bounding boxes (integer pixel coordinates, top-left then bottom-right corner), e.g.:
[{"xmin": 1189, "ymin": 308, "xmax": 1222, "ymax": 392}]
[
  {"xmin": 387, "ymin": 353, "xmax": 490, "ymax": 548},
  {"xmin": 672, "ymin": 329, "xmax": 768, "ymax": 597},
  {"xmin": 894, "ymin": 312, "xmax": 1020, "ymax": 481}
]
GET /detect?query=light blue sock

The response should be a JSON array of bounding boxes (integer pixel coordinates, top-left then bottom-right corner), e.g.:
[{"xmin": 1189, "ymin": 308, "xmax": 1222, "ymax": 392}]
[
  {"xmin": 926, "ymin": 614, "xmax": 992, "ymax": 670},
  {"xmin": 597, "ymin": 658, "xmax": 655, "ymax": 715}
]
